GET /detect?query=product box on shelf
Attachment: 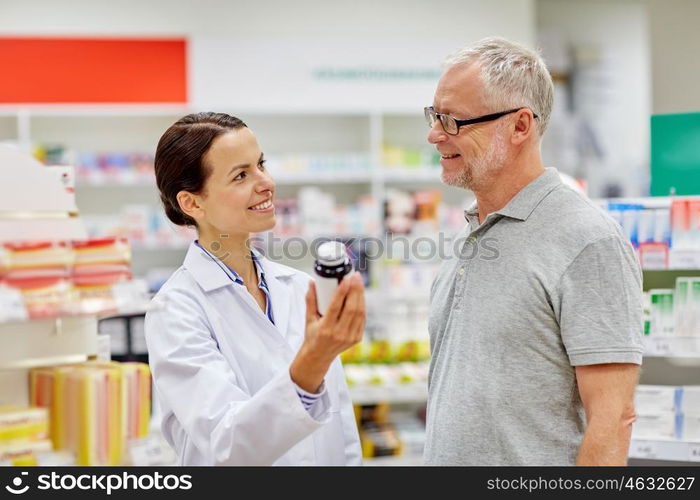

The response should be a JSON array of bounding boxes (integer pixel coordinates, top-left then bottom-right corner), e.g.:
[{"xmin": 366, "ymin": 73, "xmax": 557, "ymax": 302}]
[
  {"xmin": 679, "ymin": 413, "xmax": 700, "ymax": 441},
  {"xmin": 0, "ymin": 237, "xmax": 148, "ymax": 321},
  {"xmin": 635, "ymin": 385, "xmax": 681, "ymax": 414},
  {"xmin": 632, "ymin": 412, "xmax": 678, "ymax": 440},
  {"xmin": 354, "ymin": 402, "xmax": 404, "ymax": 459},
  {"xmin": 0, "ymin": 405, "xmax": 51, "ymax": 466},
  {"xmin": 644, "ymin": 277, "xmax": 700, "ymax": 340},
  {"xmin": 633, "ymin": 385, "xmax": 700, "ymax": 441},
  {"xmin": 0, "ymin": 405, "xmax": 48, "ymax": 442},
  {"xmin": 639, "ymin": 242, "xmax": 669, "ymax": 270},
  {"xmin": 648, "ymin": 289, "xmax": 675, "ymax": 336},
  {"xmin": 679, "ymin": 386, "xmax": 700, "ymax": 414},
  {"xmin": 29, "ymin": 361, "xmax": 151, "ymax": 466}
]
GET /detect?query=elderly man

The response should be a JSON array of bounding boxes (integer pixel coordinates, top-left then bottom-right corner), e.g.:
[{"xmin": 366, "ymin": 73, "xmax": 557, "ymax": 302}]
[{"xmin": 424, "ymin": 37, "xmax": 643, "ymax": 466}]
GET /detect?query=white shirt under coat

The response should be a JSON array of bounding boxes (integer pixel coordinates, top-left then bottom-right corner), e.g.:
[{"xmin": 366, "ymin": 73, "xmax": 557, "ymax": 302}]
[{"xmin": 144, "ymin": 241, "xmax": 362, "ymax": 465}]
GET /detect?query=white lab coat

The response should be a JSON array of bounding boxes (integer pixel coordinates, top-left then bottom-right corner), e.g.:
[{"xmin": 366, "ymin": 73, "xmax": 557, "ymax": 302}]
[{"xmin": 144, "ymin": 241, "xmax": 362, "ymax": 465}]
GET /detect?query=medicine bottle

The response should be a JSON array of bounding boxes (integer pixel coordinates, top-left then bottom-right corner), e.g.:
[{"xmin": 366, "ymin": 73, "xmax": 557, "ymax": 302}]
[{"xmin": 313, "ymin": 241, "xmax": 353, "ymax": 315}]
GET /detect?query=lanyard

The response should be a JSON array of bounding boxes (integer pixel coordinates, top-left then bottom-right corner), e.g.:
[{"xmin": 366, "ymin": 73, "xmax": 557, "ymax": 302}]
[
  {"xmin": 195, "ymin": 240, "xmax": 244, "ymax": 284},
  {"xmin": 195, "ymin": 241, "xmax": 275, "ymax": 324}
]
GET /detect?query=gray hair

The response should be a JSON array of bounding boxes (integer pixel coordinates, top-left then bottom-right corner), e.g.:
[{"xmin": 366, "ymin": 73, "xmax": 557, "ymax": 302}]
[{"xmin": 444, "ymin": 37, "xmax": 554, "ymax": 138}]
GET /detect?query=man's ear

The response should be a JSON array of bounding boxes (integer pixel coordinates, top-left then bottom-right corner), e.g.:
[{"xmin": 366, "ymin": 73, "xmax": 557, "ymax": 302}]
[
  {"xmin": 511, "ymin": 109, "xmax": 536, "ymax": 146},
  {"xmin": 176, "ymin": 190, "xmax": 204, "ymax": 222}
]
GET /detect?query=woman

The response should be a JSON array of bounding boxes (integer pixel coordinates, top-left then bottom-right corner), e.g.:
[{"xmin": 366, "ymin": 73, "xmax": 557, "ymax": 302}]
[{"xmin": 145, "ymin": 112, "xmax": 365, "ymax": 465}]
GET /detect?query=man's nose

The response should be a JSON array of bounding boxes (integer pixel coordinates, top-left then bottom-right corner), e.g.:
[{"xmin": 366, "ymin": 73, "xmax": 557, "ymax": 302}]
[{"xmin": 427, "ymin": 120, "xmax": 447, "ymax": 144}]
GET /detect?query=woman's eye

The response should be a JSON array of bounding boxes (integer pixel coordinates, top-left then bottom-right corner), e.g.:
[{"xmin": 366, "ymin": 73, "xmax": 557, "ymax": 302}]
[
  {"xmin": 258, "ymin": 159, "xmax": 267, "ymax": 170},
  {"xmin": 233, "ymin": 171, "xmax": 246, "ymax": 181}
]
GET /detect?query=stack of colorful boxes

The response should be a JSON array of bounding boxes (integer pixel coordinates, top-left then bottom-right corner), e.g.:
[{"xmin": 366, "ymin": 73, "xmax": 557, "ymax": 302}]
[{"xmin": 30, "ymin": 361, "xmax": 151, "ymax": 465}]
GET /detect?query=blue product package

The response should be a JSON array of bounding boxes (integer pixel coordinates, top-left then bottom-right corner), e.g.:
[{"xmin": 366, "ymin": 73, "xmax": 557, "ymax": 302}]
[
  {"xmin": 638, "ymin": 208, "xmax": 656, "ymax": 244},
  {"xmin": 675, "ymin": 387, "xmax": 684, "ymax": 413}
]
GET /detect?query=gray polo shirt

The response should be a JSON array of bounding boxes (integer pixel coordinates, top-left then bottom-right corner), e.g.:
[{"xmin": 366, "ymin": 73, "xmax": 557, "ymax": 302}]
[{"xmin": 424, "ymin": 168, "xmax": 643, "ymax": 466}]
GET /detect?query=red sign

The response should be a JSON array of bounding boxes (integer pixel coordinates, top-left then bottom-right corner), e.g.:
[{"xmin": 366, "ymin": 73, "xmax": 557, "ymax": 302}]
[{"xmin": 0, "ymin": 37, "xmax": 187, "ymax": 103}]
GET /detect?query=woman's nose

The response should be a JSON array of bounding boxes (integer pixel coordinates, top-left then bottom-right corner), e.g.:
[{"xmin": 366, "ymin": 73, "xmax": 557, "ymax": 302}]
[{"xmin": 256, "ymin": 172, "xmax": 275, "ymax": 194}]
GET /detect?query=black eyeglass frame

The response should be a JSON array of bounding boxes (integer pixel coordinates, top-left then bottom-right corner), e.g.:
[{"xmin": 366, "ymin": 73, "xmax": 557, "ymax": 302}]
[{"xmin": 424, "ymin": 106, "xmax": 538, "ymax": 135}]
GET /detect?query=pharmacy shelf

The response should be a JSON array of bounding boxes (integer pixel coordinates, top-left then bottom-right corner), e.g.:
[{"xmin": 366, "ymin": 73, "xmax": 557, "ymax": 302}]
[
  {"xmin": 629, "ymin": 438, "xmax": 700, "ymax": 462},
  {"xmin": 273, "ymin": 171, "xmax": 373, "ymax": 184},
  {"xmin": 349, "ymin": 383, "xmax": 427, "ymax": 405},
  {"xmin": 642, "ymin": 269, "xmax": 700, "ymax": 290},
  {"xmin": 643, "ymin": 337, "xmax": 700, "ymax": 358},
  {"xmin": 77, "ymin": 172, "xmax": 376, "ymax": 186},
  {"xmin": 75, "ymin": 179, "xmax": 156, "ymax": 188},
  {"xmin": 599, "ymin": 195, "xmax": 700, "ymax": 206},
  {"xmin": 131, "ymin": 242, "xmax": 190, "ymax": 251},
  {"xmin": 0, "ymin": 316, "xmax": 98, "ymax": 370},
  {"xmin": 72, "ymin": 168, "xmax": 445, "ymax": 187},
  {"xmin": 381, "ymin": 167, "xmax": 442, "ymax": 182}
]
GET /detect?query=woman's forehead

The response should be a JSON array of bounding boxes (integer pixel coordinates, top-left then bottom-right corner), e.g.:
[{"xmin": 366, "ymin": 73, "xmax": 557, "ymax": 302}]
[{"xmin": 205, "ymin": 128, "xmax": 260, "ymax": 171}]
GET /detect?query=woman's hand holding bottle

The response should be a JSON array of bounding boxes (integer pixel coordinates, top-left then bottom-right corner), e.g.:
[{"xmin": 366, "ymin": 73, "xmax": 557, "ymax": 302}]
[{"xmin": 289, "ymin": 272, "xmax": 365, "ymax": 393}]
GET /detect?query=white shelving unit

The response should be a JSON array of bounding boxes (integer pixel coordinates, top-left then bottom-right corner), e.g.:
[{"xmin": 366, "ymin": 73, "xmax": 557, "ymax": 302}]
[
  {"xmin": 0, "ymin": 146, "xmax": 161, "ymax": 465},
  {"xmin": 348, "ymin": 383, "xmax": 428, "ymax": 406},
  {"xmin": 0, "ymin": 146, "xmax": 98, "ymax": 408},
  {"xmin": 0, "ymin": 317, "xmax": 97, "ymax": 371},
  {"xmin": 637, "ymin": 266, "xmax": 700, "ymax": 464}
]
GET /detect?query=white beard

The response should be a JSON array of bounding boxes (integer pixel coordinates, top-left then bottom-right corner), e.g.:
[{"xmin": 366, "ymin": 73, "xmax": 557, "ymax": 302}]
[{"xmin": 441, "ymin": 130, "xmax": 508, "ymax": 191}]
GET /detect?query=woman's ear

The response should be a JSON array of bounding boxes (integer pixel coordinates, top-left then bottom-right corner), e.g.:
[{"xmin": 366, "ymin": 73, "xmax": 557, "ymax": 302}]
[{"xmin": 177, "ymin": 190, "xmax": 204, "ymax": 222}]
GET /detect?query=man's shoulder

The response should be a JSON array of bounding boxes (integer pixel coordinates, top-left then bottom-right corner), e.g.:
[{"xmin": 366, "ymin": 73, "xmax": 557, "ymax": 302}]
[{"xmin": 536, "ymin": 184, "xmax": 625, "ymax": 244}]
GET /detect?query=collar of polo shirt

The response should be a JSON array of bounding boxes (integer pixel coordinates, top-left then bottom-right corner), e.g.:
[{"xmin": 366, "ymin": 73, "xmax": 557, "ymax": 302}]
[{"xmin": 463, "ymin": 168, "xmax": 564, "ymax": 224}]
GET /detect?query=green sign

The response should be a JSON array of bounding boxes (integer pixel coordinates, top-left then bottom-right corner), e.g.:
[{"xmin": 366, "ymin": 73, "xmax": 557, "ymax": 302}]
[
  {"xmin": 651, "ymin": 112, "xmax": 700, "ymax": 196},
  {"xmin": 313, "ymin": 67, "xmax": 441, "ymax": 81}
]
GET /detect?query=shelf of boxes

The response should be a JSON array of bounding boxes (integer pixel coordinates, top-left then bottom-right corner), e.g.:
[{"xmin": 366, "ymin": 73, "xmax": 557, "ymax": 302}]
[
  {"xmin": 343, "ymin": 358, "xmax": 430, "ymax": 405},
  {"xmin": 0, "ymin": 146, "xmax": 155, "ymax": 466},
  {"xmin": 600, "ymin": 196, "xmax": 700, "ymax": 270},
  {"xmin": 642, "ymin": 268, "xmax": 700, "ymax": 358},
  {"xmin": 631, "ymin": 384, "xmax": 700, "ymax": 464}
]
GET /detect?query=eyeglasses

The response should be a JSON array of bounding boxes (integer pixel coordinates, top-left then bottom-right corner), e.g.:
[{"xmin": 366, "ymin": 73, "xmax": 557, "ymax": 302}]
[{"xmin": 424, "ymin": 106, "xmax": 538, "ymax": 135}]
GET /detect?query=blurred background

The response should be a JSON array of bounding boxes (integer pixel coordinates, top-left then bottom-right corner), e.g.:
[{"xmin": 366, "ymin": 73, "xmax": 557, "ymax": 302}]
[{"xmin": 1, "ymin": 0, "xmax": 699, "ymax": 466}]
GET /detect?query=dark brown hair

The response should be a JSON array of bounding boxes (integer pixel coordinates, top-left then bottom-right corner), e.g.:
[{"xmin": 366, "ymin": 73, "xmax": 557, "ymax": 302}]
[{"xmin": 154, "ymin": 112, "xmax": 247, "ymax": 227}]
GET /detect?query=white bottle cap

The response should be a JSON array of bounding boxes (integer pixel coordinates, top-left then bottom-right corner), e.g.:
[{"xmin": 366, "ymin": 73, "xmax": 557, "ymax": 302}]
[{"xmin": 316, "ymin": 241, "xmax": 348, "ymax": 267}]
